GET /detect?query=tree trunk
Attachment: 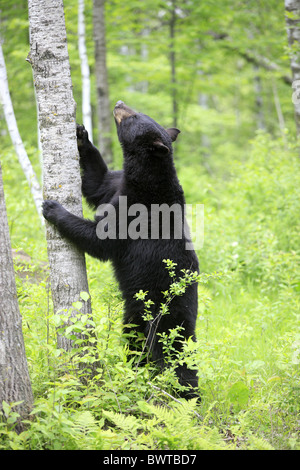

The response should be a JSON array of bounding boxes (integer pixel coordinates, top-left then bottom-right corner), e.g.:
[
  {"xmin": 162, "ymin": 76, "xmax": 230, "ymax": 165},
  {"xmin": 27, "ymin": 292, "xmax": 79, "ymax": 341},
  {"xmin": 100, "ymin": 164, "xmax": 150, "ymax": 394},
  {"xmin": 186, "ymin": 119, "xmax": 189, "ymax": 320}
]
[
  {"xmin": 0, "ymin": 160, "xmax": 33, "ymax": 428},
  {"xmin": 78, "ymin": 0, "xmax": 93, "ymax": 142},
  {"xmin": 169, "ymin": 0, "xmax": 178, "ymax": 130},
  {"xmin": 93, "ymin": 0, "xmax": 113, "ymax": 165},
  {"xmin": 0, "ymin": 43, "xmax": 43, "ymax": 225},
  {"xmin": 253, "ymin": 65, "xmax": 265, "ymax": 131},
  {"xmin": 285, "ymin": 0, "xmax": 300, "ymax": 135},
  {"xmin": 27, "ymin": 0, "xmax": 92, "ymax": 351}
]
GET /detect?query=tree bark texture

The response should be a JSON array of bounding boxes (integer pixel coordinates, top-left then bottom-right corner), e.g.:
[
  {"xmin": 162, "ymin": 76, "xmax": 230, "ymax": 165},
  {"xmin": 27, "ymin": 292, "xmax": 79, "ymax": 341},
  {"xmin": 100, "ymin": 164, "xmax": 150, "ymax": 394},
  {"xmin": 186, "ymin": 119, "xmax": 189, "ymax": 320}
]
[
  {"xmin": 0, "ymin": 43, "xmax": 44, "ymax": 225},
  {"xmin": 27, "ymin": 0, "xmax": 92, "ymax": 350},
  {"xmin": 93, "ymin": 0, "xmax": 113, "ymax": 164},
  {"xmin": 0, "ymin": 161, "xmax": 33, "ymax": 424},
  {"xmin": 78, "ymin": 0, "xmax": 93, "ymax": 142},
  {"xmin": 285, "ymin": 0, "xmax": 300, "ymax": 134}
]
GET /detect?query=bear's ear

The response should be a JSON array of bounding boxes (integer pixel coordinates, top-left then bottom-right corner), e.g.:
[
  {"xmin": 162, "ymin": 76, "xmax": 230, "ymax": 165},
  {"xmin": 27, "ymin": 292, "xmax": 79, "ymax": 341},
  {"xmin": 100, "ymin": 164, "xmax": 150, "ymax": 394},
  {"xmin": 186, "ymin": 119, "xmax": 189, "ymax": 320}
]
[
  {"xmin": 166, "ymin": 128, "xmax": 181, "ymax": 142},
  {"xmin": 153, "ymin": 140, "xmax": 170, "ymax": 155}
]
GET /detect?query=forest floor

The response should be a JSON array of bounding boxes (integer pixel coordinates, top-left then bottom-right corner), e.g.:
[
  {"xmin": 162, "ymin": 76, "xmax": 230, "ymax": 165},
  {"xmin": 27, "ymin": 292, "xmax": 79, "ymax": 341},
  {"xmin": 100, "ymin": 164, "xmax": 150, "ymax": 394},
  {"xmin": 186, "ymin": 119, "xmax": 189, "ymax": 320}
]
[{"xmin": 1, "ymin": 133, "xmax": 299, "ymax": 450}]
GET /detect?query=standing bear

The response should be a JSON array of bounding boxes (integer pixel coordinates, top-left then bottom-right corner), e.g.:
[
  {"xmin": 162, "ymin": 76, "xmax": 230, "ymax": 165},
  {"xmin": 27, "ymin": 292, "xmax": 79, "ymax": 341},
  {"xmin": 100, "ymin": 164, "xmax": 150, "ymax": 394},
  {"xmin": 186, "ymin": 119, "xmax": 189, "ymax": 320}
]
[{"xmin": 43, "ymin": 101, "xmax": 200, "ymax": 400}]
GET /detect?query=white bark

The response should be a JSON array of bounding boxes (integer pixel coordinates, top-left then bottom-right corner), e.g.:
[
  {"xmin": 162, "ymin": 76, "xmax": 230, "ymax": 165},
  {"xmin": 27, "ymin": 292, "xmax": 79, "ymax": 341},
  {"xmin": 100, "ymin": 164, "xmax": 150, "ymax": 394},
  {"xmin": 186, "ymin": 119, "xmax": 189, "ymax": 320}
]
[
  {"xmin": 285, "ymin": 0, "xmax": 300, "ymax": 134},
  {"xmin": 0, "ymin": 160, "xmax": 33, "ymax": 427},
  {"xmin": 28, "ymin": 0, "xmax": 92, "ymax": 351},
  {"xmin": 78, "ymin": 0, "xmax": 93, "ymax": 142},
  {"xmin": 0, "ymin": 43, "xmax": 44, "ymax": 225}
]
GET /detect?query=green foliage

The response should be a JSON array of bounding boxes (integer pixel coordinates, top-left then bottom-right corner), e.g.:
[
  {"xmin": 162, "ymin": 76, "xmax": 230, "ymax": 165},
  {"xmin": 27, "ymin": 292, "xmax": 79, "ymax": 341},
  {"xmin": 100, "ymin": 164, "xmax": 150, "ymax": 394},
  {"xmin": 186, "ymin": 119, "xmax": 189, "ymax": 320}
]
[
  {"xmin": 103, "ymin": 399, "xmax": 234, "ymax": 450},
  {"xmin": 137, "ymin": 400, "xmax": 233, "ymax": 450}
]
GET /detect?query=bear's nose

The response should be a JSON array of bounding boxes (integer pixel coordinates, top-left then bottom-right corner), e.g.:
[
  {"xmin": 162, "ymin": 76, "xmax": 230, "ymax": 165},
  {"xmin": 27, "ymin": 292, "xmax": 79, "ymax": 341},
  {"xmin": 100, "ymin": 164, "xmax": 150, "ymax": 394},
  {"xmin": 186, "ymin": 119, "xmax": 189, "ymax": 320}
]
[{"xmin": 113, "ymin": 101, "xmax": 136, "ymax": 124}]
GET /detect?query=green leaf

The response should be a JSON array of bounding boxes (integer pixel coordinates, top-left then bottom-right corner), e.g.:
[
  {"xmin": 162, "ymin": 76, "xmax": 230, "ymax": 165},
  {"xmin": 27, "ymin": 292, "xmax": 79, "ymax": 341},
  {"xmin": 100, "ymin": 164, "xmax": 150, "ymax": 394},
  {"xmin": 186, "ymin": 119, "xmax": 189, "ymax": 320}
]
[
  {"xmin": 267, "ymin": 376, "xmax": 281, "ymax": 383},
  {"xmin": 80, "ymin": 291, "xmax": 90, "ymax": 302},
  {"xmin": 53, "ymin": 314, "xmax": 64, "ymax": 327},
  {"xmin": 72, "ymin": 301, "xmax": 83, "ymax": 311},
  {"xmin": 2, "ymin": 401, "xmax": 10, "ymax": 417},
  {"xmin": 65, "ymin": 325, "xmax": 74, "ymax": 335},
  {"xmin": 227, "ymin": 382, "xmax": 250, "ymax": 406}
]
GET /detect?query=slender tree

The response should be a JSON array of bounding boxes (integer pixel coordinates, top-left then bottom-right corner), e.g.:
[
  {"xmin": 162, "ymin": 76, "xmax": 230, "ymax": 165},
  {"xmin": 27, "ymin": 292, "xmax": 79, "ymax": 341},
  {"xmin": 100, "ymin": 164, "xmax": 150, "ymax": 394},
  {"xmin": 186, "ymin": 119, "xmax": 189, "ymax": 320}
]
[
  {"xmin": 27, "ymin": 0, "xmax": 92, "ymax": 350},
  {"xmin": 78, "ymin": 0, "xmax": 93, "ymax": 142},
  {"xmin": 253, "ymin": 65, "xmax": 265, "ymax": 131},
  {"xmin": 285, "ymin": 0, "xmax": 300, "ymax": 135},
  {"xmin": 93, "ymin": 0, "xmax": 113, "ymax": 164},
  {"xmin": 0, "ymin": 43, "xmax": 43, "ymax": 225},
  {"xmin": 169, "ymin": 0, "xmax": 178, "ymax": 130},
  {"xmin": 0, "ymin": 160, "xmax": 33, "ymax": 429}
]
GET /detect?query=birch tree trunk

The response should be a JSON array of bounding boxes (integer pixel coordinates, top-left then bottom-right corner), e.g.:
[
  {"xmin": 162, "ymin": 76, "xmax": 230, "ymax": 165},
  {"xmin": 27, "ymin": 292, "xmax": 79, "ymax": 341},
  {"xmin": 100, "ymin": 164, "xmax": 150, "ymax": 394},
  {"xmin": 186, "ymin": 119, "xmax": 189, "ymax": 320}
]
[
  {"xmin": 78, "ymin": 0, "xmax": 93, "ymax": 142},
  {"xmin": 93, "ymin": 0, "xmax": 113, "ymax": 164},
  {"xmin": 0, "ymin": 161, "xmax": 33, "ymax": 428},
  {"xmin": 0, "ymin": 43, "xmax": 43, "ymax": 225},
  {"xmin": 285, "ymin": 0, "xmax": 300, "ymax": 135},
  {"xmin": 27, "ymin": 0, "xmax": 92, "ymax": 351}
]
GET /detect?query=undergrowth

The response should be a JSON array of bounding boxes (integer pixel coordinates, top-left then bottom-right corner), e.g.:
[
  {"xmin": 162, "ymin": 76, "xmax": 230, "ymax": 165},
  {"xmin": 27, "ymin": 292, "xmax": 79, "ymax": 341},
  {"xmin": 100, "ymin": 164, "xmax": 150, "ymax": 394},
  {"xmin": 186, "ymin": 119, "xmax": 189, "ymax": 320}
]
[{"xmin": 1, "ymin": 133, "xmax": 299, "ymax": 450}]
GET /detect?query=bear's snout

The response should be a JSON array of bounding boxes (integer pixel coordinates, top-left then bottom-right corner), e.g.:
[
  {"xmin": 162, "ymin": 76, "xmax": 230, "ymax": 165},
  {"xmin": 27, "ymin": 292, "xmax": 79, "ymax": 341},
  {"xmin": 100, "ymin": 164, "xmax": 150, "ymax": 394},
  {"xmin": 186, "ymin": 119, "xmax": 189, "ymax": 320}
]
[{"xmin": 113, "ymin": 101, "xmax": 136, "ymax": 124}]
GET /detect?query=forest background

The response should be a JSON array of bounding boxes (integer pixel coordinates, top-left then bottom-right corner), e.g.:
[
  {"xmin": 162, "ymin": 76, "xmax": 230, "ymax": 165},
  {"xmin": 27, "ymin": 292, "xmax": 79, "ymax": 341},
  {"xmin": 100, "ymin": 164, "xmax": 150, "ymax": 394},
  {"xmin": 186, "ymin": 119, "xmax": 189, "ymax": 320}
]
[{"xmin": 0, "ymin": 0, "xmax": 299, "ymax": 450}]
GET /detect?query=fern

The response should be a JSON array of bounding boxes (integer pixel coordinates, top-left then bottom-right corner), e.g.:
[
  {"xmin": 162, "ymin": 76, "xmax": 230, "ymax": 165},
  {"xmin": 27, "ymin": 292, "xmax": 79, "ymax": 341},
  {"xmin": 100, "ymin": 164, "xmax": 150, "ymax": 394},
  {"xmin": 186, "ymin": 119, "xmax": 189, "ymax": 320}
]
[
  {"xmin": 137, "ymin": 400, "xmax": 234, "ymax": 450},
  {"xmin": 70, "ymin": 411, "xmax": 103, "ymax": 450},
  {"xmin": 72, "ymin": 411, "xmax": 98, "ymax": 435},
  {"xmin": 140, "ymin": 399, "xmax": 197, "ymax": 430},
  {"xmin": 246, "ymin": 435, "xmax": 275, "ymax": 450},
  {"xmin": 103, "ymin": 410, "xmax": 142, "ymax": 436}
]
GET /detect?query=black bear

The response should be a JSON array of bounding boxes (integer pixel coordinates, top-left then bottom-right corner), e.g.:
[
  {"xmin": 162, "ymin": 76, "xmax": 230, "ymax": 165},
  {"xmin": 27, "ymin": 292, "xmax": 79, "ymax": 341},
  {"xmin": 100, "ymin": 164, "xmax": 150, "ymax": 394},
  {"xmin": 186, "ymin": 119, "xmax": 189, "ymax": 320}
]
[{"xmin": 43, "ymin": 101, "xmax": 199, "ymax": 399}]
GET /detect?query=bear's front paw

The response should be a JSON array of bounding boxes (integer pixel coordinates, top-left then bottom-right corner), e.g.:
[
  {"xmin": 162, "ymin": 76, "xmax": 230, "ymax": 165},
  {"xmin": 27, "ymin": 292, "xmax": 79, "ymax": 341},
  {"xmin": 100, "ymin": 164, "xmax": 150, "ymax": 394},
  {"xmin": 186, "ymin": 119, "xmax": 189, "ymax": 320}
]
[
  {"xmin": 42, "ymin": 200, "xmax": 65, "ymax": 225},
  {"xmin": 76, "ymin": 124, "xmax": 89, "ymax": 149}
]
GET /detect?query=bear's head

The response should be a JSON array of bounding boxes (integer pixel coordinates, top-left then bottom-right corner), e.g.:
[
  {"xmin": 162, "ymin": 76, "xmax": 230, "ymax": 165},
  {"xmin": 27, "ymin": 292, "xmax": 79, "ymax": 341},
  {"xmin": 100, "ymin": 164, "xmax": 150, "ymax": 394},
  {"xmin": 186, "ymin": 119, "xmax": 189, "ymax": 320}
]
[{"xmin": 113, "ymin": 101, "xmax": 180, "ymax": 158}]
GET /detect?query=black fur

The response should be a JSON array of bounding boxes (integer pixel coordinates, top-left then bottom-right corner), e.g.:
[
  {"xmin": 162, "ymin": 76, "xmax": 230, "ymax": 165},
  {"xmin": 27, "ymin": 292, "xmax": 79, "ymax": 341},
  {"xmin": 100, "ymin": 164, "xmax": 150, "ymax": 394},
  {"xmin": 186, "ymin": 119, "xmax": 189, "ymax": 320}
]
[{"xmin": 43, "ymin": 102, "xmax": 200, "ymax": 399}]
